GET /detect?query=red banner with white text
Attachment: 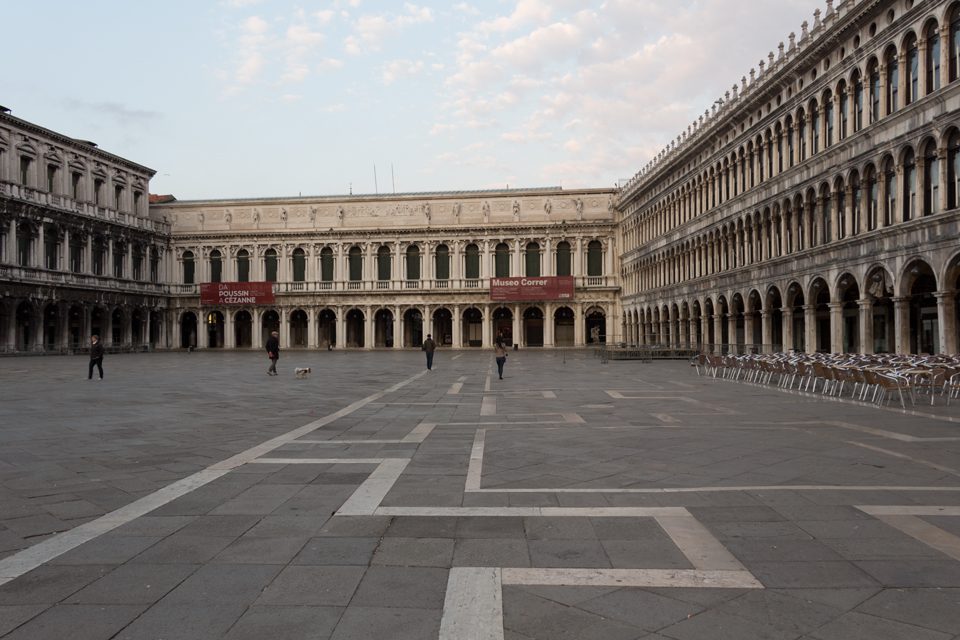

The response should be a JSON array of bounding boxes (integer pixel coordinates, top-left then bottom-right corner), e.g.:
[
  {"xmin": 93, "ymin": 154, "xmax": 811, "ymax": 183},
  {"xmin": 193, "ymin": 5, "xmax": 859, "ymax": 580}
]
[
  {"xmin": 489, "ymin": 276, "xmax": 574, "ymax": 302},
  {"xmin": 200, "ymin": 282, "xmax": 275, "ymax": 305}
]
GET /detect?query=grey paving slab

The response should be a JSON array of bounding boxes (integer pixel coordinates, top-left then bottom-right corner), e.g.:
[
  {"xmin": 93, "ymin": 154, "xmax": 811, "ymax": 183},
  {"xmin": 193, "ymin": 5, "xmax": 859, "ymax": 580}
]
[
  {"xmin": 292, "ymin": 537, "xmax": 380, "ymax": 565},
  {"xmin": 350, "ymin": 566, "xmax": 449, "ymax": 609},
  {"xmin": 807, "ymin": 610, "xmax": 953, "ymax": 640},
  {"xmin": 113, "ymin": 602, "xmax": 249, "ymax": 640},
  {"xmin": 0, "ymin": 565, "xmax": 110, "ymax": 605},
  {"xmin": 0, "ymin": 603, "xmax": 146, "ymax": 640},
  {"xmin": 255, "ymin": 565, "xmax": 366, "ymax": 606},
  {"xmin": 452, "ymin": 538, "xmax": 532, "ymax": 567},
  {"xmin": 0, "ymin": 605, "xmax": 45, "ymax": 637},
  {"xmin": 64, "ymin": 563, "xmax": 198, "ymax": 605},
  {"xmin": 211, "ymin": 535, "xmax": 309, "ymax": 564},
  {"xmin": 371, "ymin": 536, "xmax": 454, "ymax": 567},
  {"xmin": 329, "ymin": 606, "xmax": 441, "ymax": 640},
  {"xmin": 224, "ymin": 605, "xmax": 343, "ymax": 640}
]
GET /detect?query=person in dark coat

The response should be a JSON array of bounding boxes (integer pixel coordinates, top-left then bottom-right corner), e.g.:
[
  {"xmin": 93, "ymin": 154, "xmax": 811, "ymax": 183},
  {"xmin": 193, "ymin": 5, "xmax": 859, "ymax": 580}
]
[
  {"xmin": 88, "ymin": 335, "xmax": 105, "ymax": 380},
  {"xmin": 422, "ymin": 333, "xmax": 436, "ymax": 370},
  {"xmin": 265, "ymin": 331, "xmax": 280, "ymax": 376}
]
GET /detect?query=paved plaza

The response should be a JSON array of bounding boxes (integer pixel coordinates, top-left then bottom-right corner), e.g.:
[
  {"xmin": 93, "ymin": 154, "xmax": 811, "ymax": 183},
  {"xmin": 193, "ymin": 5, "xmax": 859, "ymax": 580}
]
[{"xmin": 1, "ymin": 349, "xmax": 959, "ymax": 639}]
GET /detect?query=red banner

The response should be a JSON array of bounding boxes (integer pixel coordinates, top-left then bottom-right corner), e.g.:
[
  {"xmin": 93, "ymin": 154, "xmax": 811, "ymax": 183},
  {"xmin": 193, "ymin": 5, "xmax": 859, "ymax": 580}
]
[
  {"xmin": 200, "ymin": 282, "xmax": 275, "ymax": 305},
  {"xmin": 490, "ymin": 276, "xmax": 574, "ymax": 302}
]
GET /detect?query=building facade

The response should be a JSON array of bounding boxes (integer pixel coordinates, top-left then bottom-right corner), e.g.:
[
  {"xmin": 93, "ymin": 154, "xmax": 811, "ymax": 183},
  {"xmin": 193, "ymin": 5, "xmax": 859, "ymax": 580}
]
[
  {"xmin": 0, "ymin": 109, "xmax": 171, "ymax": 353},
  {"xmin": 617, "ymin": 0, "xmax": 960, "ymax": 356},
  {"xmin": 152, "ymin": 190, "xmax": 618, "ymax": 350}
]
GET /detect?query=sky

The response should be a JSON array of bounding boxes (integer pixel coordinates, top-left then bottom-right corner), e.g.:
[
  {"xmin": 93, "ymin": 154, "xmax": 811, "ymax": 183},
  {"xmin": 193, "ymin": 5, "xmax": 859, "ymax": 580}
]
[{"xmin": 4, "ymin": 1, "xmax": 819, "ymax": 200}]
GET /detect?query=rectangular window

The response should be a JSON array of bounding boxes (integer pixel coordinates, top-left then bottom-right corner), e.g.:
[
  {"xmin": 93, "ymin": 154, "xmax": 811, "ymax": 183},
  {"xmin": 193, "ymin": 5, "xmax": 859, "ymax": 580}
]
[
  {"xmin": 70, "ymin": 242, "xmax": 82, "ymax": 273},
  {"xmin": 19, "ymin": 156, "xmax": 31, "ymax": 186},
  {"xmin": 47, "ymin": 165, "xmax": 57, "ymax": 193},
  {"xmin": 133, "ymin": 191, "xmax": 142, "ymax": 215},
  {"xmin": 71, "ymin": 172, "xmax": 82, "ymax": 200},
  {"xmin": 465, "ymin": 248, "xmax": 480, "ymax": 279},
  {"xmin": 114, "ymin": 185, "xmax": 123, "ymax": 210},
  {"xmin": 114, "ymin": 247, "xmax": 124, "ymax": 278},
  {"xmin": 94, "ymin": 179, "xmax": 104, "ymax": 206},
  {"xmin": 44, "ymin": 232, "xmax": 57, "ymax": 270}
]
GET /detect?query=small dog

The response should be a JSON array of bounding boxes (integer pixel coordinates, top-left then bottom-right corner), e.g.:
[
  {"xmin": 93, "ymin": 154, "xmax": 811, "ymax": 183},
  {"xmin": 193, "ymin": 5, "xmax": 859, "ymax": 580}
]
[{"xmin": 294, "ymin": 367, "xmax": 312, "ymax": 379}]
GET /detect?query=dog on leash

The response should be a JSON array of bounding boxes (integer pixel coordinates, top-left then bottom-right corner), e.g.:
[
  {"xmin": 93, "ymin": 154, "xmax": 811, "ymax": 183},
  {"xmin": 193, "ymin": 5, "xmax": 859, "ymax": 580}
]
[{"xmin": 294, "ymin": 367, "xmax": 312, "ymax": 379}]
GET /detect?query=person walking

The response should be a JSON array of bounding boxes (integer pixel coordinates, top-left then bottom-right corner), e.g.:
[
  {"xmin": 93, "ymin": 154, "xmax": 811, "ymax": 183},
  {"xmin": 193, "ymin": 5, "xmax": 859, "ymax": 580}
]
[
  {"xmin": 494, "ymin": 338, "xmax": 508, "ymax": 380},
  {"xmin": 265, "ymin": 330, "xmax": 280, "ymax": 376},
  {"xmin": 422, "ymin": 333, "xmax": 436, "ymax": 371},
  {"xmin": 88, "ymin": 335, "xmax": 105, "ymax": 380}
]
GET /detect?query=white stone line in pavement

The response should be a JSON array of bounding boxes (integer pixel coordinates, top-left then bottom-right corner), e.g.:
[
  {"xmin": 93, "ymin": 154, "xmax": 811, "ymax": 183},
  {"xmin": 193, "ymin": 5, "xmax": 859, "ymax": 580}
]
[
  {"xmin": 404, "ymin": 422, "xmax": 437, "ymax": 443},
  {"xmin": 857, "ymin": 510, "xmax": 960, "ymax": 562},
  {"xmin": 857, "ymin": 505, "xmax": 960, "ymax": 516},
  {"xmin": 449, "ymin": 382, "xmax": 464, "ymax": 395},
  {"xmin": 829, "ymin": 421, "xmax": 960, "ymax": 443},
  {"xmin": 653, "ymin": 413, "xmax": 681, "ymax": 424},
  {"xmin": 336, "ymin": 458, "xmax": 411, "ymax": 516},
  {"xmin": 465, "ymin": 429, "xmax": 486, "ymax": 491},
  {"xmin": 249, "ymin": 458, "xmax": 387, "ymax": 465},
  {"xmin": 0, "ymin": 371, "xmax": 427, "ymax": 587},
  {"xmin": 291, "ymin": 422, "xmax": 436, "ymax": 446},
  {"xmin": 542, "ymin": 390, "xmax": 557, "ymax": 398},
  {"xmin": 373, "ymin": 506, "xmax": 689, "ymax": 517},
  {"xmin": 440, "ymin": 568, "xmax": 504, "ymax": 640},
  {"xmin": 480, "ymin": 395, "xmax": 497, "ymax": 416},
  {"xmin": 655, "ymin": 515, "xmax": 748, "ymax": 572},
  {"xmin": 0, "ymin": 469, "xmax": 228, "ymax": 584},
  {"xmin": 501, "ymin": 568, "xmax": 763, "ymax": 589},
  {"xmin": 846, "ymin": 441, "xmax": 960, "ymax": 477},
  {"xmin": 485, "ymin": 372, "xmax": 492, "ymax": 392}
]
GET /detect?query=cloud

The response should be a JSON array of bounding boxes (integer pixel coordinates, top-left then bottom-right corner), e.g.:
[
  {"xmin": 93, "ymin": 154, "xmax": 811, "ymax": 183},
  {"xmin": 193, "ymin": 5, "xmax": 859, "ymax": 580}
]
[
  {"xmin": 381, "ymin": 59, "xmax": 425, "ymax": 85},
  {"xmin": 344, "ymin": 3, "xmax": 434, "ymax": 55},
  {"xmin": 63, "ymin": 99, "xmax": 162, "ymax": 127}
]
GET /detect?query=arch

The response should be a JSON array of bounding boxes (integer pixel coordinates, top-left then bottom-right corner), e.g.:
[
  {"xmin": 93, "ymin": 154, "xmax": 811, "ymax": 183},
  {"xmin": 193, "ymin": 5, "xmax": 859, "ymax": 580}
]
[
  {"xmin": 234, "ymin": 309, "xmax": 253, "ymax": 348},
  {"xmin": 374, "ymin": 308, "xmax": 394, "ymax": 348},
  {"xmin": 66, "ymin": 303, "xmax": 84, "ymax": 350},
  {"xmin": 261, "ymin": 309, "xmax": 280, "ymax": 346},
  {"xmin": 901, "ymin": 259, "xmax": 939, "ymax": 353},
  {"xmin": 289, "ymin": 309, "xmax": 308, "ymax": 347},
  {"xmin": 180, "ymin": 311, "xmax": 198, "ymax": 349},
  {"xmin": 492, "ymin": 307, "xmax": 513, "ymax": 346},
  {"xmin": 204, "ymin": 310, "xmax": 225, "ymax": 348},
  {"xmin": 346, "ymin": 308, "xmax": 366, "ymax": 348},
  {"xmin": 522, "ymin": 306, "xmax": 544, "ymax": 347},
  {"xmin": 810, "ymin": 277, "xmax": 832, "ymax": 352},
  {"xmin": 585, "ymin": 306, "xmax": 606, "ymax": 345},
  {"xmin": 377, "ymin": 245, "xmax": 392, "ymax": 282},
  {"xmin": 318, "ymin": 309, "xmax": 337, "ymax": 348},
  {"xmin": 836, "ymin": 273, "xmax": 861, "ymax": 353},
  {"xmin": 405, "ymin": 244, "xmax": 421, "ymax": 281},
  {"xmin": 462, "ymin": 307, "xmax": 483, "ymax": 347},
  {"xmin": 432, "ymin": 307, "xmax": 453, "ymax": 346},
  {"xmin": 785, "ymin": 281, "xmax": 806, "ymax": 351}
]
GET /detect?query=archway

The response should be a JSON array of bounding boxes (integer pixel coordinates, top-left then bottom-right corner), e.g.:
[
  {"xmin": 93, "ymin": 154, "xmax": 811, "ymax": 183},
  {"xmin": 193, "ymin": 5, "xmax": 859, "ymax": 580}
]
[
  {"xmin": 432, "ymin": 308, "xmax": 452, "ymax": 346},
  {"xmin": 111, "ymin": 308, "xmax": 125, "ymax": 346},
  {"xmin": 462, "ymin": 307, "xmax": 483, "ymax": 347},
  {"xmin": 731, "ymin": 294, "xmax": 745, "ymax": 353},
  {"xmin": 746, "ymin": 290, "xmax": 762, "ymax": 351},
  {"xmin": 131, "ymin": 308, "xmax": 145, "ymax": 347},
  {"xmin": 810, "ymin": 278, "xmax": 831, "ymax": 353},
  {"xmin": 493, "ymin": 307, "xmax": 513, "ymax": 346},
  {"xmin": 522, "ymin": 307, "xmax": 544, "ymax": 347},
  {"xmin": 261, "ymin": 309, "xmax": 280, "ymax": 346},
  {"xmin": 691, "ymin": 301, "xmax": 702, "ymax": 349},
  {"xmin": 704, "ymin": 298, "xmax": 715, "ymax": 351},
  {"xmin": 403, "ymin": 308, "xmax": 423, "ymax": 347},
  {"xmin": 43, "ymin": 303, "xmax": 59, "ymax": 351},
  {"xmin": 837, "ymin": 274, "xmax": 860, "ymax": 353},
  {"xmin": 67, "ymin": 304, "xmax": 84, "ymax": 350},
  {"xmin": 180, "ymin": 312, "xmax": 198, "ymax": 349},
  {"xmin": 554, "ymin": 306, "xmax": 574, "ymax": 347},
  {"xmin": 235, "ymin": 310, "xmax": 253, "ymax": 348},
  {"xmin": 786, "ymin": 282, "xmax": 805, "ymax": 352},
  {"xmin": 375, "ymin": 309, "xmax": 394, "ymax": 348},
  {"xmin": 318, "ymin": 309, "xmax": 336, "ymax": 348},
  {"xmin": 290, "ymin": 309, "xmax": 308, "ymax": 347},
  {"xmin": 149, "ymin": 310, "xmax": 161, "ymax": 348},
  {"xmin": 904, "ymin": 260, "xmax": 937, "ymax": 354},
  {"xmin": 346, "ymin": 308, "xmax": 366, "ymax": 348},
  {"xmin": 586, "ymin": 307, "xmax": 606, "ymax": 344},
  {"xmin": 766, "ymin": 287, "xmax": 783, "ymax": 352},
  {"xmin": 865, "ymin": 266, "xmax": 894, "ymax": 353},
  {"xmin": 206, "ymin": 310, "xmax": 225, "ymax": 348}
]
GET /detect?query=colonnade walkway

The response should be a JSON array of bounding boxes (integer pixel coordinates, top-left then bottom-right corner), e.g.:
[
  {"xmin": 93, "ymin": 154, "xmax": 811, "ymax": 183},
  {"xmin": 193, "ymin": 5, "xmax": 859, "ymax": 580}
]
[{"xmin": 0, "ymin": 350, "xmax": 959, "ymax": 639}]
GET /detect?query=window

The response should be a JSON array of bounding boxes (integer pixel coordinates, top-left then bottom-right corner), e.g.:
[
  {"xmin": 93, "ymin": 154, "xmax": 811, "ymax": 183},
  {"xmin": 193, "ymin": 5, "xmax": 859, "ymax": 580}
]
[
  {"xmin": 587, "ymin": 240, "xmax": 603, "ymax": 276},
  {"xmin": 150, "ymin": 248, "xmax": 159, "ymax": 283},
  {"xmin": 435, "ymin": 244, "xmax": 450, "ymax": 280},
  {"xmin": 797, "ymin": 111, "xmax": 807, "ymax": 161},
  {"xmin": 93, "ymin": 239, "xmax": 105, "ymax": 276},
  {"xmin": 237, "ymin": 249, "xmax": 250, "ymax": 282},
  {"xmin": 114, "ymin": 185, "xmax": 123, "ymax": 210},
  {"xmin": 821, "ymin": 186, "xmax": 832, "ymax": 243},
  {"xmin": 292, "ymin": 248, "xmax": 306, "ymax": 282},
  {"xmin": 70, "ymin": 239, "xmax": 82, "ymax": 273},
  {"xmin": 836, "ymin": 179, "xmax": 847, "ymax": 240},
  {"xmin": 853, "ymin": 71, "xmax": 864, "ymax": 131},
  {"xmin": 182, "ymin": 251, "xmax": 195, "ymax": 284},
  {"xmin": 71, "ymin": 172, "xmax": 82, "ymax": 200},
  {"xmin": 810, "ymin": 101, "xmax": 820, "ymax": 154},
  {"xmin": 951, "ymin": 7, "xmax": 960, "ymax": 82},
  {"xmin": 906, "ymin": 34, "xmax": 919, "ymax": 104},
  {"xmin": 884, "ymin": 159, "xmax": 897, "ymax": 226},
  {"xmin": 19, "ymin": 156, "xmax": 31, "ymax": 185},
  {"xmin": 838, "ymin": 82, "xmax": 848, "ymax": 139},
  {"xmin": 866, "ymin": 167, "xmax": 879, "ymax": 230},
  {"xmin": 923, "ymin": 142, "xmax": 940, "ymax": 215},
  {"xmin": 525, "ymin": 242, "xmax": 540, "ymax": 277},
  {"xmin": 114, "ymin": 243, "xmax": 125, "ymax": 278},
  {"xmin": 494, "ymin": 243, "xmax": 510, "ymax": 277},
  {"xmin": 265, "ymin": 248, "xmax": 279, "ymax": 282},
  {"xmin": 132, "ymin": 245, "xmax": 143, "ymax": 280},
  {"xmin": 320, "ymin": 247, "xmax": 334, "ymax": 281},
  {"xmin": 17, "ymin": 225, "xmax": 31, "ymax": 266},
  {"xmin": 949, "ymin": 131, "xmax": 960, "ymax": 210},
  {"xmin": 44, "ymin": 226, "xmax": 58, "ymax": 270},
  {"xmin": 46, "ymin": 165, "xmax": 57, "ymax": 193},
  {"xmin": 903, "ymin": 148, "xmax": 917, "ymax": 221},
  {"xmin": 850, "ymin": 173, "xmax": 862, "ymax": 234},
  {"xmin": 885, "ymin": 48, "xmax": 899, "ymax": 114},
  {"xmin": 94, "ymin": 178, "xmax": 104, "ymax": 206},
  {"xmin": 556, "ymin": 241, "xmax": 571, "ymax": 276},
  {"xmin": 824, "ymin": 92, "xmax": 834, "ymax": 147},
  {"xmin": 465, "ymin": 244, "xmax": 480, "ymax": 279},
  {"xmin": 348, "ymin": 246, "xmax": 362, "ymax": 281},
  {"xmin": 927, "ymin": 22, "xmax": 941, "ymax": 92},
  {"xmin": 133, "ymin": 191, "xmax": 142, "ymax": 215},
  {"xmin": 868, "ymin": 59, "xmax": 881, "ymax": 122},
  {"xmin": 377, "ymin": 246, "xmax": 391, "ymax": 281},
  {"xmin": 209, "ymin": 249, "xmax": 222, "ymax": 283},
  {"xmin": 786, "ymin": 118, "xmax": 795, "ymax": 167},
  {"xmin": 405, "ymin": 245, "xmax": 420, "ymax": 280}
]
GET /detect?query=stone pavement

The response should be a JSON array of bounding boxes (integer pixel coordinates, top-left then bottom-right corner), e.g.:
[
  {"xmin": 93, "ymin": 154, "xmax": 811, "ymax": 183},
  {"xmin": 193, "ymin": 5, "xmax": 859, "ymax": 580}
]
[{"xmin": 0, "ymin": 349, "xmax": 959, "ymax": 639}]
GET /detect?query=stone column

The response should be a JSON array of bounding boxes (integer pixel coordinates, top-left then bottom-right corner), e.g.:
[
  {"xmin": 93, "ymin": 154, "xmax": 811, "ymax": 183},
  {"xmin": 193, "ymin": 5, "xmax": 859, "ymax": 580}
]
[
  {"xmin": 574, "ymin": 302, "xmax": 584, "ymax": 347},
  {"xmin": 544, "ymin": 302, "xmax": 554, "ymax": 347},
  {"xmin": 452, "ymin": 304, "xmax": 462, "ymax": 349},
  {"xmin": 782, "ymin": 309, "xmax": 794, "ymax": 352},
  {"xmin": 858, "ymin": 298, "xmax": 874, "ymax": 355},
  {"xmin": 224, "ymin": 310, "xmax": 235, "ymax": 349},
  {"xmin": 744, "ymin": 313, "xmax": 755, "ymax": 352},
  {"xmin": 935, "ymin": 291, "xmax": 957, "ymax": 355},
  {"xmin": 761, "ymin": 311, "xmax": 772, "ymax": 353},
  {"xmin": 307, "ymin": 309, "xmax": 317, "ymax": 349},
  {"xmin": 893, "ymin": 297, "xmax": 910, "ymax": 354},
  {"xmin": 829, "ymin": 302, "xmax": 844, "ymax": 353},
  {"xmin": 482, "ymin": 303, "xmax": 492, "ymax": 348},
  {"xmin": 512, "ymin": 304, "xmax": 521, "ymax": 347},
  {"xmin": 364, "ymin": 305, "xmax": 374, "ymax": 349},
  {"xmin": 804, "ymin": 305, "xmax": 818, "ymax": 354},
  {"xmin": 35, "ymin": 223, "xmax": 45, "ymax": 269},
  {"xmin": 727, "ymin": 313, "xmax": 738, "ymax": 354},
  {"xmin": 713, "ymin": 314, "xmax": 724, "ymax": 353},
  {"xmin": 336, "ymin": 307, "xmax": 346, "ymax": 349}
]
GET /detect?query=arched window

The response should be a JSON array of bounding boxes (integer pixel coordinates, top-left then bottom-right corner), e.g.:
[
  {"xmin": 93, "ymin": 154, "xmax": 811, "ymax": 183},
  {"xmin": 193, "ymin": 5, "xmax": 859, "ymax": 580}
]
[
  {"xmin": 810, "ymin": 101, "xmax": 820, "ymax": 155},
  {"xmin": 525, "ymin": 242, "xmax": 540, "ymax": 277},
  {"xmin": 320, "ymin": 247, "xmax": 334, "ymax": 282},
  {"xmin": 868, "ymin": 58, "xmax": 881, "ymax": 122},
  {"xmin": 884, "ymin": 157, "xmax": 897, "ymax": 226},
  {"xmin": 838, "ymin": 81, "xmax": 848, "ymax": 139},
  {"xmin": 292, "ymin": 248, "xmax": 306, "ymax": 282},
  {"xmin": 905, "ymin": 34, "xmax": 919, "ymax": 105},
  {"xmin": 265, "ymin": 248, "xmax": 278, "ymax": 282},
  {"xmin": 820, "ymin": 184, "xmax": 832, "ymax": 243},
  {"xmin": 835, "ymin": 177, "xmax": 847, "ymax": 240},
  {"xmin": 464, "ymin": 243, "xmax": 480, "ymax": 279},
  {"xmin": 237, "ymin": 249, "xmax": 250, "ymax": 282},
  {"xmin": 951, "ymin": 6, "xmax": 960, "ymax": 82},
  {"xmin": 824, "ymin": 91, "xmax": 834, "ymax": 147},
  {"xmin": 377, "ymin": 246, "xmax": 391, "ymax": 281},
  {"xmin": 209, "ymin": 249, "xmax": 222, "ymax": 283},
  {"xmin": 348, "ymin": 246, "xmax": 363, "ymax": 281},
  {"xmin": 949, "ymin": 130, "xmax": 960, "ymax": 210},
  {"xmin": 850, "ymin": 172, "xmax": 862, "ymax": 234},
  {"xmin": 865, "ymin": 165, "xmax": 879, "ymax": 230},
  {"xmin": 556, "ymin": 241, "xmax": 571, "ymax": 276},
  {"xmin": 113, "ymin": 241, "xmax": 125, "ymax": 278},
  {"xmin": 903, "ymin": 148, "xmax": 917, "ymax": 221},
  {"xmin": 927, "ymin": 21, "xmax": 942, "ymax": 93},
  {"xmin": 785, "ymin": 117, "xmax": 795, "ymax": 167},
  {"xmin": 923, "ymin": 140, "xmax": 940, "ymax": 216},
  {"xmin": 435, "ymin": 244, "xmax": 450, "ymax": 280},
  {"xmin": 587, "ymin": 240, "xmax": 603, "ymax": 277},
  {"xmin": 494, "ymin": 243, "xmax": 510, "ymax": 277},
  {"xmin": 853, "ymin": 70, "xmax": 864, "ymax": 131},
  {"xmin": 405, "ymin": 245, "xmax": 420, "ymax": 280},
  {"xmin": 797, "ymin": 111, "xmax": 807, "ymax": 162},
  {"xmin": 765, "ymin": 133, "xmax": 774, "ymax": 178},
  {"xmin": 775, "ymin": 124, "xmax": 784, "ymax": 173},
  {"xmin": 756, "ymin": 136, "xmax": 765, "ymax": 183},
  {"xmin": 182, "ymin": 250, "xmax": 195, "ymax": 284},
  {"xmin": 885, "ymin": 47, "xmax": 899, "ymax": 114}
]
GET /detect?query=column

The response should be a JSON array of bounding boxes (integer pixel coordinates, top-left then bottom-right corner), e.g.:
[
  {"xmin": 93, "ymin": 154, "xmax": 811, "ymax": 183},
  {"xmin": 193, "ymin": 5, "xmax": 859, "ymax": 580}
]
[
  {"xmin": 512, "ymin": 304, "xmax": 521, "ymax": 347},
  {"xmin": 760, "ymin": 311, "xmax": 772, "ymax": 353},
  {"xmin": 744, "ymin": 313, "xmax": 755, "ymax": 352},
  {"xmin": 35, "ymin": 223, "xmax": 45, "ymax": 269},
  {"xmin": 307, "ymin": 309, "xmax": 317, "ymax": 349},
  {"xmin": 364, "ymin": 305, "xmax": 374, "ymax": 350},
  {"xmin": 336, "ymin": 307, "xmax": 347, "ymax": 349},
  {"xmin": 393, "ymin": 305, "xmax": 402, "ymax": 349},
  {"xmin": 544, "ymin": 302, "xmax": 554, "ymax": 347},
  {"xmin": 859, "ymin": 298, "xmax": 874, "ymax": 355},
  {"xmin": 482, "ymin": 303, "xmax": 492, "ymax": 348},
  {"xmin": 782, "ymin": 309, "xmax": 794, "ymax": 352},
  {"xmin": 828, "ymin": 302, "xmax": 844, "ymax": 354},
  {"xmin": 727, "ymin": 313, "xmax": 737, "ymax": 354},
  {"xmin": 452, "ymin": 304, "xmax": 462, "ymax": 349},
  {"xmin": 935, "ymin": 291, "xmax": 957, "ymax": 355},
  {"xmin": 713, "ymin": 314, "xmax": 723, "ymax": 353},
  {"xmin": 224, "ymin": 310, "xmax": 235, "ymax": 349},
  {"xmin": 804, "ymin": 305, "xmax": 817, "ymax": 354},
  {"xmin": 893, "ymin": 297, "xmax": 910, "ymax": 354},
  {"xmin": 574, "ymin": 302, "xmax": 584, "ymax": 347}
]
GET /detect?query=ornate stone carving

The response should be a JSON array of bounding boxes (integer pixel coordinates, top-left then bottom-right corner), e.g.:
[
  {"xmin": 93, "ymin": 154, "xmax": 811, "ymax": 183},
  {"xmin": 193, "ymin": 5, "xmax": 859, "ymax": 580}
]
[{"xmin": 512, "ymin": 200, "xmax": 520, "ymax": 221}]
